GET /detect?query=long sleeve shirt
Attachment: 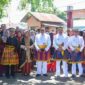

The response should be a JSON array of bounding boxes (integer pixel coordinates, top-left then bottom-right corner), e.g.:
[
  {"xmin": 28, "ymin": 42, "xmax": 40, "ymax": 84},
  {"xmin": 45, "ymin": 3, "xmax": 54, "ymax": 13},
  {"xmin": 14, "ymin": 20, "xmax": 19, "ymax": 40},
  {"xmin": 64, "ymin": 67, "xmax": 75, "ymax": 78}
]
[
  {"xmin": 6, "ymin": 36, "xmax": 19, "ymax": 49},
  {"xmin": 35, "ymin": 33, "xmax": 51, "ymax": 51},
  {"xmin": 68, "ymin": 35, "xmax": 84, "ymax": 52},
  {"xmin": 53, "ymin": 33, "xmax": 68, "ymax": 50}
]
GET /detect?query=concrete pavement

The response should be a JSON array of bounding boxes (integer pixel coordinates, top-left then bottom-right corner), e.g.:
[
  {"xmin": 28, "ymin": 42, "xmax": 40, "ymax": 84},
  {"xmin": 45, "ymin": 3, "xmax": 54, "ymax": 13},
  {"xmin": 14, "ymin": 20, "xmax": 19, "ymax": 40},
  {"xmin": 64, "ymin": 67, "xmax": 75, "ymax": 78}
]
[{"xmin": 0, "ymin": 71, "xmax": 85, "ymax": 85}]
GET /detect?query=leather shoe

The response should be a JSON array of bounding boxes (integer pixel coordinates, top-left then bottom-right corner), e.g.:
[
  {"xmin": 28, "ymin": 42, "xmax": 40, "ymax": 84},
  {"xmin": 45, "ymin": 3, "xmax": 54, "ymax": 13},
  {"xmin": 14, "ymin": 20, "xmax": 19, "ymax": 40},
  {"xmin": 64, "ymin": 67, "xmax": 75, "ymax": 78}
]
[
  {"xmin": 43, "ymin": 74, "xmax": 48, "ymax": 76},
  {"xmin": 36, "ymin": 74, "xmax": 41, "ymax": 77}
]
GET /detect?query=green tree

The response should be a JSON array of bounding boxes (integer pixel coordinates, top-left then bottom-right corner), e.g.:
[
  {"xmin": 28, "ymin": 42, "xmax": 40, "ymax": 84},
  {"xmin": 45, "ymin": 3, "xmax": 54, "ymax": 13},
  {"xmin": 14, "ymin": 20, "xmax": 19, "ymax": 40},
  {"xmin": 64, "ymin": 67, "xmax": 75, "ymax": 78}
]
[
  {"xmin": 53, "ymin": 8, "xmax": 67, "ymax": 21},
  {"xmin": 20, "ymin": 0, "xmax": 66, "ymax": 21},
  {"xmin": 19, "ymin": 0, "xmax": 53, "ymax": 11},
  {"xmin": 57, "ymin": 11, "xmax": 66, "ymax": 21},
  {"xmin": 0, "ymin": 0, "xmax": 10, "ymax": 18}
]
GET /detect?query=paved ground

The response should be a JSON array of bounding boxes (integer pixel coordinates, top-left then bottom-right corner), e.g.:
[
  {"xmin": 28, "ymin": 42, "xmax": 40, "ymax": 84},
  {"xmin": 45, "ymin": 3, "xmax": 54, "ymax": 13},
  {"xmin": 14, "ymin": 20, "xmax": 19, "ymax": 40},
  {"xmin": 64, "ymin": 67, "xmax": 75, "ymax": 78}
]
[{"xmin": 0, "ymin": 71, "xmax": 85, "ymax": 85}]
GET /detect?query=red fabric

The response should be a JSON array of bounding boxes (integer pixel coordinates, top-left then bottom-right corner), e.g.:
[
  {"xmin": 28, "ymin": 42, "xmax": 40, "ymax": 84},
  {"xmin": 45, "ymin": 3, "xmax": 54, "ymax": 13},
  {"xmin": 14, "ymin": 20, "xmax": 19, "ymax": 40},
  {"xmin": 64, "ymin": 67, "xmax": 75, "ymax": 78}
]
[
  {"xmin": 22, "ymin": 62, "xmax": 31, "ymax": 75},
  {"xmin": 47, "ymin": 61, "xmax": 56, "ymax": 72}
]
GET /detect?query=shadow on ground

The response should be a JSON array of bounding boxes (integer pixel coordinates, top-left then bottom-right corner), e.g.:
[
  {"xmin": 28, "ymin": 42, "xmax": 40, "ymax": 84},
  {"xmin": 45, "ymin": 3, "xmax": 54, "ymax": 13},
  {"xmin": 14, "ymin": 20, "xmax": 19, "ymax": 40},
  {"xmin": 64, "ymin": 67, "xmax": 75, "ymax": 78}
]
[{"xmin": 0, "ymin": 72, "xmax": 85, "ymax": 85}]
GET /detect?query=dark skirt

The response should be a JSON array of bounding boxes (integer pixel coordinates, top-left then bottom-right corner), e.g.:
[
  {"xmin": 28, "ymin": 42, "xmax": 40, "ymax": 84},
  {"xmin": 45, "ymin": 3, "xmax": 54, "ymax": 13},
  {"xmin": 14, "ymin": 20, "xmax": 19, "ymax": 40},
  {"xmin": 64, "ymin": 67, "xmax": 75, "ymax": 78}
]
[
  {"xmin": 82, "ymin": 47, "xmax": 85, "ymax": 61},
  {"xmin": 68, "ymin": 51, "xmax": 83, "ymax": 63},
  {"xmin": 19, "ymin": 49, "xmax": 26, "ymax": 67},
  {"xmin": 50, "ymin": 47, "xmax": 55, "ymax": 56},
  {"xmin": 82, "ymin": 47, "xmax": 85, "ymax": 73},
  {"xmin": 52, "ymin": 50, "xmax": 68, "ymax": 61}
]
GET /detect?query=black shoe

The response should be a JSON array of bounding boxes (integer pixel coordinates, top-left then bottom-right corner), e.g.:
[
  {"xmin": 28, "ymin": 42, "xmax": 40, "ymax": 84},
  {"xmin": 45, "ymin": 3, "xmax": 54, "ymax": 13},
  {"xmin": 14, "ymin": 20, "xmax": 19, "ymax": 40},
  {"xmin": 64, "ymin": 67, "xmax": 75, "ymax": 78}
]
[
  {"xmin": 71, "ymin": 75, "xmax": 76, "ymax": 78},
  {"xmin": 79, "ymin": 75, "xmax": 84, "ymax": 77},
  {"xmin": 0, "ymin": 74, "xmax": 3, "ymax": 77},
  {"xmin": 11, "ymin": 74, "xmax": 15, "ymax": 78},
  {"xmin": 36, "ymin": 74, "xmax": 41, "ymax": 77},
  {"xmin": 12, "ymin": 76, "xmax": 15, "ymax": 78},
  {"xmin": 6, "ymin": 75, "xmax": 10, "ymax": 79},
  {"xmin": 43, "ymin": 74, "xmax": 48, "ymax": 77}
]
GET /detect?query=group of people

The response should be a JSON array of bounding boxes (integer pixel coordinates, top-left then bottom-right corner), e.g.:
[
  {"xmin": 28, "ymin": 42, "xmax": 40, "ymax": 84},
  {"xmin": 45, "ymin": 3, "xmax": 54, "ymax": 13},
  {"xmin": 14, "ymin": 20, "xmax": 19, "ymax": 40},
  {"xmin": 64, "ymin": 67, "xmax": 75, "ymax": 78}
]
[
  {"xmin": 35, "ymin": 26, "xmax": 85, "ymax": 78},
  {"xmin": 0, "ymin": 24, "xmax": 35, "ymax": 78},
  {"xmin": 0, "ymin": 24, "xmax": 85, "ymax": 79}
]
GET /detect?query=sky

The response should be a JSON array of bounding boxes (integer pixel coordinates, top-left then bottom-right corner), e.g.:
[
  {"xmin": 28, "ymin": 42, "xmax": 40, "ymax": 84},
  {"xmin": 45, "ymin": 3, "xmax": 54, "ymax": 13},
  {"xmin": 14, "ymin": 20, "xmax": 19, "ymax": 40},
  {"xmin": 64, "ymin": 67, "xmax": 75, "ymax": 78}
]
[
  {"xmin": 1, "ymin": 0, "xmax": 85, "ymax": 24},
  {"xmin": 54, "ymin": 0, "xmax": 85, "ymax": 11}
]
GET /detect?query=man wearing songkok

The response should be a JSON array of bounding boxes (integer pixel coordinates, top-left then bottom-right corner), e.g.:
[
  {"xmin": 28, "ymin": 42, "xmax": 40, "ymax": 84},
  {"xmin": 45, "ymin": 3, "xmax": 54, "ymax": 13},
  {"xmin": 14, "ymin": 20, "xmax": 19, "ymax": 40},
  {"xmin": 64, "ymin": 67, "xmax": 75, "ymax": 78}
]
[
  {"xmin": 68, "ymin": 29, "xmax": 84, "ymax": 78},
  {"xmin": 53, "ymin": 27, "xmax": 68, "ymax": 77},
  {"xmin": 35, "ymin": 27, "xmax": 51, "ymax": 77},
  {"xmin": 1, "ymin": 28, "xmax": 19, "ymax": 78}
]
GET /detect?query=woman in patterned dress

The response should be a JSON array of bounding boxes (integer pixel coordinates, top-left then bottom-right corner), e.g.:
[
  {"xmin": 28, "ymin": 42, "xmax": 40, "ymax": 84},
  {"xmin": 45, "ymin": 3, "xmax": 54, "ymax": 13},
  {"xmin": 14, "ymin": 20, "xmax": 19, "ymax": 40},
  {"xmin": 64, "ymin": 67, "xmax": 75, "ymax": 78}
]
[
  {"xmin": 1, "ymin": 28, "xmax": 19, "ymax": 78},
  {"xmin": 16, "ymin": 31, "xmax": 24, "ymax": 72}
]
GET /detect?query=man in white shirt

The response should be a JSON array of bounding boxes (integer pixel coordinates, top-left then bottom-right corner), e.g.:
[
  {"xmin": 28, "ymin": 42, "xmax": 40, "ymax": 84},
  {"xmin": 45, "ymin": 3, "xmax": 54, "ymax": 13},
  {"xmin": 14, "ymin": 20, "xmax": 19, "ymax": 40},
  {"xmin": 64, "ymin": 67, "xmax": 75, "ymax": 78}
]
[
  {"xmin": 53, "ymin": 28, "xmax": 68, "ymax": 77},
  {"xmin": 35, "ymin": 26, "xmax": 51, "ymax": 77},
  {"xmin": 68, "ymin": 29, "xmax": 84, "ymax": 78}
]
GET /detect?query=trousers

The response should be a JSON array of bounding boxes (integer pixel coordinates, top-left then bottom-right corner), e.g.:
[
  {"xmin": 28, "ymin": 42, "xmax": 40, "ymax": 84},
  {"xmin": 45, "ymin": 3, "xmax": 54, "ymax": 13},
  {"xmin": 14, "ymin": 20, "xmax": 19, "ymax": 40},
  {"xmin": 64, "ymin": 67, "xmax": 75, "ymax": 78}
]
[
  {"xmin": 36, "ymin": 61, "xmax": 47, "ymax": 74},
  {"xmin": 56, "ymin": 61, "xmax": 68, "ymax": 77},
  {"xmin": 72, "ymin": 63, "xmax": 83, "ymax": 76},
  {"xmin": 5, "ymin": 65, "xmax": 15, "ymax": 77}
]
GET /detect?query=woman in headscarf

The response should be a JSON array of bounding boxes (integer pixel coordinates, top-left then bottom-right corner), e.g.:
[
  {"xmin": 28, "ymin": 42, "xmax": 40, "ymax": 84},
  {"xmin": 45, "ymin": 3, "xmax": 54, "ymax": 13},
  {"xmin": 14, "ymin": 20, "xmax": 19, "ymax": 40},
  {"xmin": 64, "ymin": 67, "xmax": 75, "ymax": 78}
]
[
  {"xmin": 20, "ymin": 30, "xmax": 33, "ymax": 75},
  {"xmin": 15, "ymin": 31, "xmax": 24, "ymax": 72},
  {"xmin": 1, "ymin": 28, "xmax": 19, "ymax": 78},
  {"xmin": 30, "ymin": 30, "xmax": 35, "ymax": 68}
]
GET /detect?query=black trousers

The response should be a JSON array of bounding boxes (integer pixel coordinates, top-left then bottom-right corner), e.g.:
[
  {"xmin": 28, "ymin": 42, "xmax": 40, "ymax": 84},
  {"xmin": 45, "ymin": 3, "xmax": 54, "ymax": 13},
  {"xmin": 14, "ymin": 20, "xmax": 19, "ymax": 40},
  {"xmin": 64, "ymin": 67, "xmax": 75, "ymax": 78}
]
[
  {"xmin": 5, "ymin": 65, "xmax": 15, "ymax": 77},
  {"xmin": 68, "ymin": 63, "xmax": 72, "ymax": 72}
]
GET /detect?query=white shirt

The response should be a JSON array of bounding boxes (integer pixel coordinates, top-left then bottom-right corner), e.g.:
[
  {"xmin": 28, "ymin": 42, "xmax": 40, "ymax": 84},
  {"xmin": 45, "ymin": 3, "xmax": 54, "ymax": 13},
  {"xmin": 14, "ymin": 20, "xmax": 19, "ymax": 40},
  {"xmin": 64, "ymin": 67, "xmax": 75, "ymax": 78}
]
[
  {"xmin": 65, "ymin": 36, "xmax": 72, "ymax": 49},
  {"xmin": 53, "ymin": 33, "xmax": 68, "ymax": 50},
  {"xmin": 68, "ymin": 35, "xmax": 84, "ymax": 52},
  {"xmin": 35, "ymin": 33, "xmax": 51, "ymax": 51}
]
